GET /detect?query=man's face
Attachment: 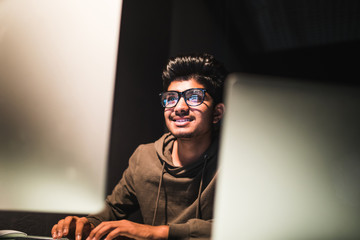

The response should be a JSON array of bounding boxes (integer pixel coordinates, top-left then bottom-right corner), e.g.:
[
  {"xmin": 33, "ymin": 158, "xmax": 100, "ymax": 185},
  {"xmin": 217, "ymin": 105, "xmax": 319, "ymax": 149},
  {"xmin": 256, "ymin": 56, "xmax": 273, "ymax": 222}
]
[{"xmin": 164, "ymin": 78, "xmax": 222, "ymax": 140}]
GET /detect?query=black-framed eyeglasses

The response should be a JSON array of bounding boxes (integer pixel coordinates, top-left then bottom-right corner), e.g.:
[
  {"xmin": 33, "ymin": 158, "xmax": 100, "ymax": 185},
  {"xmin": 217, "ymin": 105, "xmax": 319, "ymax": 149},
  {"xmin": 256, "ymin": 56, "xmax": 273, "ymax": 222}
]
[{"xmin": 159, "ymin": 88, "xmax": 207, "ymax": 108}]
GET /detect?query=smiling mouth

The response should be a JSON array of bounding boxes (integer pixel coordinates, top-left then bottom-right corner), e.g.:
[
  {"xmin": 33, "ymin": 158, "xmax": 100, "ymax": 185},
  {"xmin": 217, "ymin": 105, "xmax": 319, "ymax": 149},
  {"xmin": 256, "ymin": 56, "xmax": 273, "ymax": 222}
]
[{"xmin": 174, "ymin": 119, "xmax": 191, "ymax": 122}]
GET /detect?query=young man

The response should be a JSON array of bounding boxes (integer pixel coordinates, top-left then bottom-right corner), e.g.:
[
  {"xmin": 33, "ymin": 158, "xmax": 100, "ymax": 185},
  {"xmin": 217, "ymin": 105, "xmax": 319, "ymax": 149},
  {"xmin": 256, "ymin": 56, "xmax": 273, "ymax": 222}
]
[{"xmin": 51, "ymin": 53, "xmax": 227, "ymax": 240}]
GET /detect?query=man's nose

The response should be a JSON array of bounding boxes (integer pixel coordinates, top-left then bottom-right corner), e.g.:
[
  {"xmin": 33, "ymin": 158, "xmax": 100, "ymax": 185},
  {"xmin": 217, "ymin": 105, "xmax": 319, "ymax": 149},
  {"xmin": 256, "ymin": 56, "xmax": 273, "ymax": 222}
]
[{"xmin": 174, "ymin": 96, "xmax": 189, "ymax": 112}]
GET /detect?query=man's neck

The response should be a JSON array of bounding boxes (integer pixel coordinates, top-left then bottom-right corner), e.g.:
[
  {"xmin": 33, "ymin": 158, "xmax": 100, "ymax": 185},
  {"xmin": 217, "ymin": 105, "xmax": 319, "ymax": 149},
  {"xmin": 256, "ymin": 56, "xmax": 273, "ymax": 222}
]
[{"xmin": 171, "ymin": 135, "xmax": 212, "ymax": 167}]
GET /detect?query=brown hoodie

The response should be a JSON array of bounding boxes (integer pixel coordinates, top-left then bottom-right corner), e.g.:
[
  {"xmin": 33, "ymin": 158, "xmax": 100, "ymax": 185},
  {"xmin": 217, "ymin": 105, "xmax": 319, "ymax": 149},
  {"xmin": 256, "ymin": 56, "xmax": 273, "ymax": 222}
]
[{"xmin": 87, "ymin": 133, "xmax": 219, "ymax": 240}]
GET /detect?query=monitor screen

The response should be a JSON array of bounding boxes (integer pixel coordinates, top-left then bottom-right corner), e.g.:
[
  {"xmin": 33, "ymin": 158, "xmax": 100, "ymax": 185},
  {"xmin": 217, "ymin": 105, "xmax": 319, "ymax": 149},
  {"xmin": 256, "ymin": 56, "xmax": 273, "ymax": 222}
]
[
  {"xmin": 0, "ymin": 0, "xmax": 122, "ymax": 214},
  {"xmin": 213, "ymin": 73, "xmax": 360, "ymax": 239}
]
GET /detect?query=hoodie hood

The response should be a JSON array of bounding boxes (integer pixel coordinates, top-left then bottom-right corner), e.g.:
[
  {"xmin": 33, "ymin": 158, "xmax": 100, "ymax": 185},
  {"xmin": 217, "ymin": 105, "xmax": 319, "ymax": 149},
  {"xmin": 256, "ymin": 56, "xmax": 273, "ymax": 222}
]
[
  {"xmin": 154, "ymin": 132, "xmax": 219, "ymax": 177},
  {"xmin": 154, "ymin": 132, "xmax": 175, "ymax": 165}
]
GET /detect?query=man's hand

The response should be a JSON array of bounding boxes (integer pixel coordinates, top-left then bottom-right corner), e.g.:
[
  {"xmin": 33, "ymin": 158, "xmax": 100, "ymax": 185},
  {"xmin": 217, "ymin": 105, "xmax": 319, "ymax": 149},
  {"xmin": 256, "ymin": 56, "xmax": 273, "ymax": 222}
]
[
  {"xmin": 86, "ymin": 220, "xmax": 169, "ymax": 240},
  {"xmin": 52, "ymin": 216, "xmax": 94, "ymax": 240}
]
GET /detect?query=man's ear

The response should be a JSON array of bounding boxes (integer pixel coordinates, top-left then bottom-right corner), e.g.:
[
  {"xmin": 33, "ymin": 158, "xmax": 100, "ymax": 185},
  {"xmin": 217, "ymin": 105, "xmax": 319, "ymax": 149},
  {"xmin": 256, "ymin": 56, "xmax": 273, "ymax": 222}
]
[{"xmin": 213, "ymin": 103, "xmax": 225, "ymax": 124}]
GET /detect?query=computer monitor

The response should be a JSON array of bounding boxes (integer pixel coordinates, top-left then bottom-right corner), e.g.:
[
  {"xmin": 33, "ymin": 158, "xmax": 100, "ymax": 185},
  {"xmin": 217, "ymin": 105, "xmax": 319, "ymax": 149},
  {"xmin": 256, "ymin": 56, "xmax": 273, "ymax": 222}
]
[
  {"xmin": 213, "ymin": 73, "xmax": 360, "ymax": 239},
  {"xmin": 0, "ymin": 0, "xmax": 122, "ymax": 214}
]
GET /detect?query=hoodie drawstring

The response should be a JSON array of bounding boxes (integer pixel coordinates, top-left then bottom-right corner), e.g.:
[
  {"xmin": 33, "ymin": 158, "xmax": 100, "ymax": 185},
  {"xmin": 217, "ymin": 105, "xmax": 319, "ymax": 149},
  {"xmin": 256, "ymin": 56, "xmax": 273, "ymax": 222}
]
[
  {"xmin": 152, "ymin": 161, "xmax": 166, "ymax": 226},
  {"xmin": 196, "ymin": 155, "xmax": 208, "ymax": 219},
  {"xmin": 152, "ymin": 155, "xmax": 208, "ymax": 225}
]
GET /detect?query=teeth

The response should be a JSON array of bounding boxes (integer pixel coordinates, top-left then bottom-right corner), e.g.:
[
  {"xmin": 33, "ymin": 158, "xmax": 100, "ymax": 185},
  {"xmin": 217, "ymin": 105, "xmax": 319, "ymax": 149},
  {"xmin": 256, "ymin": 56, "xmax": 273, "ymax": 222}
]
[{"xmin": 175, "ymin": 119, "xmax": 190, "ymax": 122}]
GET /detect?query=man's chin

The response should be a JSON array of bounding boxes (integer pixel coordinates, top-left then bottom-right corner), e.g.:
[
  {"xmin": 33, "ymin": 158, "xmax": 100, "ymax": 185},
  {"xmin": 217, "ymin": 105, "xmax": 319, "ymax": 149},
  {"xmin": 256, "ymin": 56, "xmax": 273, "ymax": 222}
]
[{"xmin": 170, "ymin": 131, "xmax": 194, "ymax": 139}]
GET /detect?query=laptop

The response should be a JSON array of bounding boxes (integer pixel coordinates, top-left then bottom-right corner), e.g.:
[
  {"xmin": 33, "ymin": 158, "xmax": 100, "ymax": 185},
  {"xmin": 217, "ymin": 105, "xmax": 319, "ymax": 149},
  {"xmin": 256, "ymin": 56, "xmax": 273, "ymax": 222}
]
[{"xmin": 213, "ymin": 73, "xmax": 360, "ymax": 239}]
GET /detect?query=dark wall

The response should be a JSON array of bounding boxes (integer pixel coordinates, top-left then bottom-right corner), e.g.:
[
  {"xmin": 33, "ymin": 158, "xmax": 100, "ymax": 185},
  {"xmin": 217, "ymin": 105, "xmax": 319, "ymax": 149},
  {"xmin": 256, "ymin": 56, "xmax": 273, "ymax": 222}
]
[
  {"xmin": 169, "ymin": 0, "xmax": 360, "ymax": 83},
  {"xmin": 106, "ymin": 0, "xmax": 172, "ymax": 196}
]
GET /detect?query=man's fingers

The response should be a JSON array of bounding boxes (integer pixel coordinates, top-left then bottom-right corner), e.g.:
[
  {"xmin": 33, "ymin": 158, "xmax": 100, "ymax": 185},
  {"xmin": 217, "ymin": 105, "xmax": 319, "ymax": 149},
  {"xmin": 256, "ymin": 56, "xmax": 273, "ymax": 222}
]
[
  {"xmin": 51, "ymin": 224, "xmax": 59, "ymax": 239},
  {"xmin": 54, "ymin": 219, "xmax": 65, "ymax": 238},
  {"xmin": 103, "ymin": 228, "xmax": 123, "ymax": 240},
  {"xmin": 75, "ymin": 217, "xmax": 90, "ymax": 240},
  {"xmin": 63, "ymin": 216, "xmax": 77, "ymax": 236},
  {"xmin": 86, "ymin": 224, "xmax": 97, "ymax": 240},
  {"xmin": 51, "ymin": 216, "xmax": 85, "ymax": 239},
  {"xmin": 88, "ymin": 222, "xmax": 113, "ymax": 240}
]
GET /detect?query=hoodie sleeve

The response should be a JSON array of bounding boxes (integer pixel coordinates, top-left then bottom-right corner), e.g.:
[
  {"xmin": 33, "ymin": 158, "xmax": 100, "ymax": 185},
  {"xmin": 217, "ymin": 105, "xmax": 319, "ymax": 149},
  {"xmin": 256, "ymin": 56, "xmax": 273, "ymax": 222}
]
[
  {"xmin": 168, "ymin": 219, "xmax": 212, "ymax": 240},
  {"xmin": 86, "ymin": 147, "xmax": 141, "ymax": 226}
]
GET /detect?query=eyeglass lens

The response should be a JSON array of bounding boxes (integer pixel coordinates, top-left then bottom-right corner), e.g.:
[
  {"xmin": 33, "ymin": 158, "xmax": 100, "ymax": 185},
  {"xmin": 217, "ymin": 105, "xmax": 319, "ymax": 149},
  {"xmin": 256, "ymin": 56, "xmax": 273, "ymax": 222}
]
[{"xmin": 161, "ymin": 89, "xmax": 205, "ymax": 107}]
